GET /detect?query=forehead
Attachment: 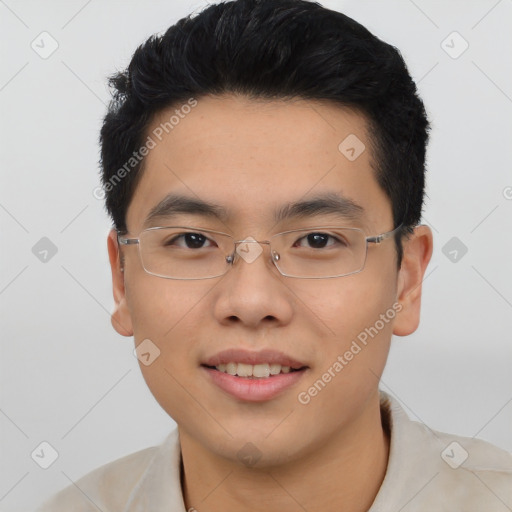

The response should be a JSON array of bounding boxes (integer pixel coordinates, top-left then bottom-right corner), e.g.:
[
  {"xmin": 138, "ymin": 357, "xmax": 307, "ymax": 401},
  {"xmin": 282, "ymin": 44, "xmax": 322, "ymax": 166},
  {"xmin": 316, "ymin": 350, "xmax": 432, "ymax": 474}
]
[{"xmin": 126, "ymin": 94, "xmax": 391, "ymax": 232}]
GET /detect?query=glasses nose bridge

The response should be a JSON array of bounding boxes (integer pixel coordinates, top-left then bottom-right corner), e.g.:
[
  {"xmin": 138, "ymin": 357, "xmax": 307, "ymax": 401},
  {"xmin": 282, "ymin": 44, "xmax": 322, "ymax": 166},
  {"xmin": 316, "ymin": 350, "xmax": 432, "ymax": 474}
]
[
  {"xmin": 225, "ymin": 237, "xmax": 277, "ymax": 267},
  {"xmin": 233, "ymin": 238, "xmax": 271, "ymax": 246}
]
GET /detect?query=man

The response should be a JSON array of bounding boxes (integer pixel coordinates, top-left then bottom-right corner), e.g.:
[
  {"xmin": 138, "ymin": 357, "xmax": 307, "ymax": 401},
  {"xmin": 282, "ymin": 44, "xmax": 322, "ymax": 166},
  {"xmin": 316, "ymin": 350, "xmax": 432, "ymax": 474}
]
[{"xmin": 37, "ymin": 0, "xmax": 512, "ymax": 510}]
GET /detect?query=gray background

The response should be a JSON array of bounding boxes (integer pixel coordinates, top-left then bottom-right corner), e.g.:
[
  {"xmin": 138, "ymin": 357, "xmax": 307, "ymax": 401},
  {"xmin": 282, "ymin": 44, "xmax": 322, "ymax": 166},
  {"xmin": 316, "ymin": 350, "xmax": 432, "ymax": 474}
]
[{"xmin": 1, "ymin": 0, "xmax": 511, "ymax": 510}]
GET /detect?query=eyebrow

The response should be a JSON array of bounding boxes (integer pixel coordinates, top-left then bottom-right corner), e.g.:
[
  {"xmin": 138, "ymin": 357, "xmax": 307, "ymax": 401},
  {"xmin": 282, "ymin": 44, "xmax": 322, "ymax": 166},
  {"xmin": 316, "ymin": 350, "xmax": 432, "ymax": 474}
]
[
  {"xmin": 142, "ymin": 192, "xmax": 364, "ymax": 229},
  {"xmin": 274, "ymin": 192, "xmax": 364, "ymax": 223}
]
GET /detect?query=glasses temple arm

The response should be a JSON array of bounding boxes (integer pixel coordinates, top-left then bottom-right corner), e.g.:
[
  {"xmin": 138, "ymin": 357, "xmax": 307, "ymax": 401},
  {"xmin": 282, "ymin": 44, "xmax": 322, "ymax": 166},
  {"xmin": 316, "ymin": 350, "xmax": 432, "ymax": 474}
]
[
  {"xmin": 366, "ymin": 223, "xmax": 404, "ymax": 244},
  {"xmin": 117, "ymin": 235, "xmax": 140, "ymax": 245}
]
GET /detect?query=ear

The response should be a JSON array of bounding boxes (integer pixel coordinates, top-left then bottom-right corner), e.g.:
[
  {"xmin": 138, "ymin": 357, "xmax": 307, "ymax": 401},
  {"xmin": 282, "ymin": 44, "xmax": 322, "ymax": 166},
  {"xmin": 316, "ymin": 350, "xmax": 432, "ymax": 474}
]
[
  {"xmin": 393, "ymin": 225, "xmax": 433, "ymax": 336},
  {"xmin": 107, "ymin": 229, "xmax": 134, "ymax": 337}
]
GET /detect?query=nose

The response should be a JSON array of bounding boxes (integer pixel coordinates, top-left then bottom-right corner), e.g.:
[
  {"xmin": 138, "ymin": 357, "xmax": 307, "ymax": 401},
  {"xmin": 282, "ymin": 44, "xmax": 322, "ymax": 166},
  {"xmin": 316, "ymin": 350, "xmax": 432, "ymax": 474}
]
[{"xmin": 213, "ymin": 238, "xmax": 293, "ymax": 329}]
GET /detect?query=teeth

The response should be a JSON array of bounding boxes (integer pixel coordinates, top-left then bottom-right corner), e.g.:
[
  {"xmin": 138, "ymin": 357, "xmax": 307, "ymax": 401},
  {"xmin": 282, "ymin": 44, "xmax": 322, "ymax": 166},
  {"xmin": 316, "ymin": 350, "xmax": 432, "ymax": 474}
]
[
  {"xmin": 269, "ymin": 364, "xmax": 281, "ymax": 375},
  {"xmin": 226, "ymin": 362, "xmax": 237, "ymax": 376},
  {"xmin": 213, "ymin": 362, "xmax": 298, "ymax": 377},
  {"xmin": 236, "ymin": 363, "xmax": 252, "ymax": 377},
  {"xmin": 253, "ymin": 364, "xmax": 270, "ymax": 378}
]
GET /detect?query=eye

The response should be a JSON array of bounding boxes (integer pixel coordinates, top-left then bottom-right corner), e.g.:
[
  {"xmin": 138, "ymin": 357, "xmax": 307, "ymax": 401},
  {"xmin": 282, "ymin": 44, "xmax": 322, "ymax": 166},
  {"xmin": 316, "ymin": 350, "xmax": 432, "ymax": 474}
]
[
  {"xmin": 294, "ymin": 232, "xmax": 346, "ymax": 249},
  {"xmin": 165, "ymin": 232, "xmax": 215, "ymax": 249}
]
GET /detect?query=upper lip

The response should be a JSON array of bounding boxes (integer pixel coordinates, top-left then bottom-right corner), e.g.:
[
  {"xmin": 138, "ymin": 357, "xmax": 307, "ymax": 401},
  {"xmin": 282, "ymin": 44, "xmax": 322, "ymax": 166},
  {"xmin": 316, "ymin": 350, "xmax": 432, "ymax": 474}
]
[{"xmin": 202, "ymin": 349, "xmax": 308, "ymax": 369}]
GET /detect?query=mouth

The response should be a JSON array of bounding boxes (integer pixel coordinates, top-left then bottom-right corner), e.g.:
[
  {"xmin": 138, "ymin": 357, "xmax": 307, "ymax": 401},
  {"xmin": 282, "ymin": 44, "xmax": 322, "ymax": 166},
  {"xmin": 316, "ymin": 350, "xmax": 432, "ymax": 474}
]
[{"xmin": 201, "ymin": 349, "xmax": 309, "ymax": 402}]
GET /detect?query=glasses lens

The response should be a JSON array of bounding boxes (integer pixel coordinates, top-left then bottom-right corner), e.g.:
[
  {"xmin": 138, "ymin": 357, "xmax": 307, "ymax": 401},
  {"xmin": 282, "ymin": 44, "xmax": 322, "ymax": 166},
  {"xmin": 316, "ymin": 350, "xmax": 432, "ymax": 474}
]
[
  {"xmin": 139, "ymin": 227, "xmax": 232, "ymax": 279},
  {"xmin": 271, "ymin": 227, "xmax": 367, "ymax": 278}
]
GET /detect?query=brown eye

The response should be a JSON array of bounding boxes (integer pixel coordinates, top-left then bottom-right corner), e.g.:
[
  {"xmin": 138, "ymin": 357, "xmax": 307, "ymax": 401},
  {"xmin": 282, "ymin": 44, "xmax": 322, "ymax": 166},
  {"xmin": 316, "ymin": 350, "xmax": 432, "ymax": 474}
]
[
  {"xmin": 294, "ymin": 232, "xmax": 344, "ymax": 249},
  {"xmin": 165, "ymin": 233, "xmax": 213, "ymax": 249}
]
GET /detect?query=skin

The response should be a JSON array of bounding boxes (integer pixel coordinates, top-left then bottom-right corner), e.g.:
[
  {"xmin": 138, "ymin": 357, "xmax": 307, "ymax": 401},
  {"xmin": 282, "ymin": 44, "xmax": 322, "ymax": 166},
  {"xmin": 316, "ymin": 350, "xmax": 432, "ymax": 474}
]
[{"xmin": 107, "ymin": 94, "xmax": 433, "ymax": 512}]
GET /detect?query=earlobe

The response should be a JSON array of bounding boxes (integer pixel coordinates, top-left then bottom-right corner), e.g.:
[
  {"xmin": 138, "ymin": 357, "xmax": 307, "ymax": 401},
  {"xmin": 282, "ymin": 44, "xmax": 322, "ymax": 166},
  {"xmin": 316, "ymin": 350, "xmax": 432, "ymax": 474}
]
[
  {"xmin": 107, "ymin": 229, "xmax": 134, "ymax": 337},
  {"xmin": 392, "ymin": 225, "xmax": 433, "ymax": 337}
]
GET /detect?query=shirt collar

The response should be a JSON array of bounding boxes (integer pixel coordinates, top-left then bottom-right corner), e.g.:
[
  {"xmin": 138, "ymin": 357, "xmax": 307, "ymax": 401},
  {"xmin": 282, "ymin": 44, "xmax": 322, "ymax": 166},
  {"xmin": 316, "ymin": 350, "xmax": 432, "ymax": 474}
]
[{"xmin": 123, "ymin": 426, "xmax": 186, "ymax": 512}]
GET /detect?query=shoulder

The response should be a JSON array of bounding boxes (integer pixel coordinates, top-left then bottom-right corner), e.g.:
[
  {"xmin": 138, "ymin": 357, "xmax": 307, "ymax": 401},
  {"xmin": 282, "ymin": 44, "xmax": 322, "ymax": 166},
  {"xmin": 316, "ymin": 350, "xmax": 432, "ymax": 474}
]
[
  {"xmin": 378, "ymin": 393, "xmax": 512, "ymax": 511},
  {"xmin": 425, "ymin": 427, "xmax": 512, "ymax": 506},
  {"xmin": 35, "ymin": 443, "xmax": 160, "ymax": 512}
]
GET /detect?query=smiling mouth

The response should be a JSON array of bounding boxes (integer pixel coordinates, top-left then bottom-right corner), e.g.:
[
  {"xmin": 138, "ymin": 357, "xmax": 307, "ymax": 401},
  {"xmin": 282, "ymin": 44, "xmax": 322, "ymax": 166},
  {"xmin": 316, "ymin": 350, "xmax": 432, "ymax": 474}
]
[{"xmin": 202, "ymin": 362, "xmax": 307, "ymax": 378}]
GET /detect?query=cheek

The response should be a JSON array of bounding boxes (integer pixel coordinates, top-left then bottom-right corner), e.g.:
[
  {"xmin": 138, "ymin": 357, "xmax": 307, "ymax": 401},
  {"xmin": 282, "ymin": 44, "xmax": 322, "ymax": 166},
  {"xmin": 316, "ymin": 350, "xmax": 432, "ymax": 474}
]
[
  {"xmin": 293, "ymin": 277, "xmax": 396, "ymax": 429},
  {"xmin": 292, "ymin": 267, "xmax": 398, "ymax": 344},
  {"xmin": 125, "ymin": 277, "xmax": 208, "ymax": 390},
  {"xmin": 125, "ymin": 276, "xmax": 206, "ymax": 342},
  {"xmin": 125, "ymin": 277, "xmax": 210, "ymax": 421},
  {"xmin": 293, "ymin": 266, "xmax": 397, "ymax": 405}
]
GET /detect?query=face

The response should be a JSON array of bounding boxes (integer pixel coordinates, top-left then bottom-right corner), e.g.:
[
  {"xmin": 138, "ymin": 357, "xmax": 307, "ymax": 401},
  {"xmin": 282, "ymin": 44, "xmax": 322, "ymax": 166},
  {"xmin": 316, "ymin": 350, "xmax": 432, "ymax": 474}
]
[{"xmin": 108, "ymin": 94, "xmax": 431, "ymax": 467}]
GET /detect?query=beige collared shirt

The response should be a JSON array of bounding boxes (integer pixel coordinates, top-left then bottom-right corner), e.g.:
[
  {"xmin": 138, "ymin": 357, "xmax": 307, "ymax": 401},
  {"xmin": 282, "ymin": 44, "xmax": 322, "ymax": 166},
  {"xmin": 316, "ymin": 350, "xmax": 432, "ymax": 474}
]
[{"xmin": 37, "ymin": 391, "xmax": 512, "ymax": 511}]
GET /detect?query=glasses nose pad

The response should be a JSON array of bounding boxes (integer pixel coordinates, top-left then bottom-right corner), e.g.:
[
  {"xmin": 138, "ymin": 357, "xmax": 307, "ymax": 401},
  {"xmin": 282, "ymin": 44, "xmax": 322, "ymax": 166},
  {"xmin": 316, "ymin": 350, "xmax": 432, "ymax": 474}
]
[{"xmin": 271, "ymin": 250, "xmax": 280, "ymax": 262}]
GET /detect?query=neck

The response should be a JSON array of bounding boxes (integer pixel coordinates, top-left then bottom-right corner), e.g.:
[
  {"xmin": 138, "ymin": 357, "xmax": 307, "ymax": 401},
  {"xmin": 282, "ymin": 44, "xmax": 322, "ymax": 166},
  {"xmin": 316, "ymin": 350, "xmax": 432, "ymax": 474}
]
[{"xmin": 179, "ymin": 391, "xmax": 389, "ymax": 512}]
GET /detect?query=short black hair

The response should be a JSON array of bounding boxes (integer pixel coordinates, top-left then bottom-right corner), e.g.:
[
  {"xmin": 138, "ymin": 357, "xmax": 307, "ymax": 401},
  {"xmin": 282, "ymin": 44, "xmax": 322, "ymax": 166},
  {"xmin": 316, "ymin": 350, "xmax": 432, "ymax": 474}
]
[{"xmin": 100, "ymin": 0, "xmax": 430, "ymax": 266}]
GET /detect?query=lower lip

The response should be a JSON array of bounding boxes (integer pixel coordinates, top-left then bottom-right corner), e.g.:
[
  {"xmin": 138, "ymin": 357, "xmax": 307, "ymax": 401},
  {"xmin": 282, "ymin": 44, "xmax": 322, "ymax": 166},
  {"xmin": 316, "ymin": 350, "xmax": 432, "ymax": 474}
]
[{"xmin": 202, "ymin": 366, "xmax": 307, "ymax": 402}]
